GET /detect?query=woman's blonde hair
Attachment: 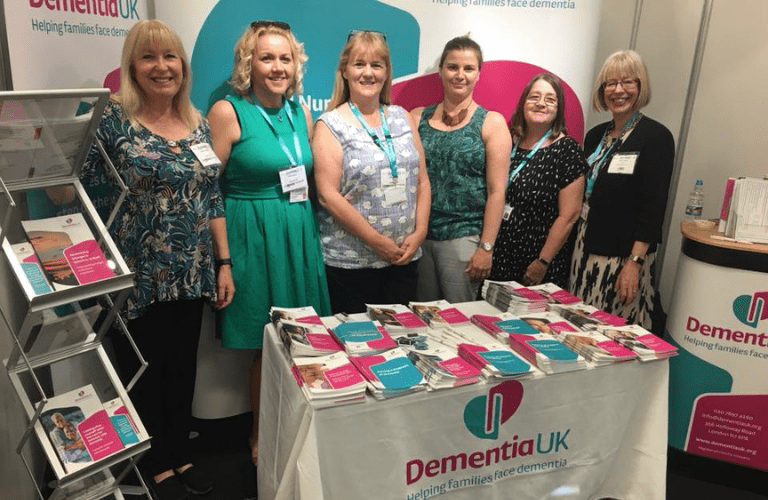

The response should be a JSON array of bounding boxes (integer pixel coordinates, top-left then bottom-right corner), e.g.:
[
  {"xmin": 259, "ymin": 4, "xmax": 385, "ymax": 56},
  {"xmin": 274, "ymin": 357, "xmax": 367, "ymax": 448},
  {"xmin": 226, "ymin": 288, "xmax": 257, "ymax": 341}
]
[
  {"xmin": 115, "ymin": 19, "xmax": 201, "ymax": 129},
  {"xmin": 326, "ymin": 31, "xmax": 392, "ymax": 111},
  {"xmin": 229, "ymin": 23, "xmax": 307, "ymax": 99},
  {"xmin": 592, "ymin": 50, "xmax": 651, "ymax": 112}
]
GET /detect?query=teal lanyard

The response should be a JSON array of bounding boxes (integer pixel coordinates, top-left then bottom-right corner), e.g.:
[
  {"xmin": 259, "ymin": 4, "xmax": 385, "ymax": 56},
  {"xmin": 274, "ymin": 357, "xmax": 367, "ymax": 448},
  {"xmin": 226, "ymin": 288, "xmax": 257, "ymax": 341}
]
[
  {"xmin": 251, "ymin": 95, "xmax": 304, "ymax": 167},
  {"xmin": 348, "ymin": 102, "xmax": 398, "ymax": 178},
  {"xmin": 585, "ymin": 111, "xmax": 639, "ymax": 197},
  {"xmin": 508, "ymin": 128, "xmax": 552, "ymax": 185}
]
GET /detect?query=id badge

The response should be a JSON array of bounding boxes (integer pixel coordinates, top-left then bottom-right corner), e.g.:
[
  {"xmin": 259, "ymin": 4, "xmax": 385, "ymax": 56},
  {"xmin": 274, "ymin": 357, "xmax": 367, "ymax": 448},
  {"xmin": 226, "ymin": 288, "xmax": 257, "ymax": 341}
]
[
  {"xmin": 279, "ymin": 165, "xmax": 308, "ymax": 193},
  {"xmin": 383, "ymin": 186, "xmax": 407, "ymax": 206},
  {"xmin": 607, "ymin": 152, "xmax": 639, "ymax": 174},
  {"xmin": 580, "ymin": 202, "xmax": 590, "ymax": 221},
  {"xmin": 289, "ymin": 187, "xmax": 309, "ymax": 203},
  {"xmin": 190, "ymin": 143, "xmax": 221, "ymax": 167},
  {"xmin": 502, "ymin": 204, "xmax": 513, "ymax": 221}
]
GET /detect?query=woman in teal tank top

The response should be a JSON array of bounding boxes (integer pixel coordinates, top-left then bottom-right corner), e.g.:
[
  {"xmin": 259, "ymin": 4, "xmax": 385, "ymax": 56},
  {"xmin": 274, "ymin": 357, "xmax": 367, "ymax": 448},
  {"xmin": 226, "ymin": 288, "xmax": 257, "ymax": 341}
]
[
  {"xmin": 208, "ymin": 21, "xmax": 330, "ymax": 466},
  {"xmin": 411, "ymin": 36, "xmax": 512, "ymax": 303}
]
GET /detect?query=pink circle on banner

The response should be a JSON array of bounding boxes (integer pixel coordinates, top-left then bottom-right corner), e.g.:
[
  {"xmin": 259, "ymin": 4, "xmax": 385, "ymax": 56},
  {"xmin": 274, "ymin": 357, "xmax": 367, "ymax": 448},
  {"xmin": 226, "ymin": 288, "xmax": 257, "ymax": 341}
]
[
  {"xmin": 392, "ymin": 60, "xmax": 585, "ymax": 143},
  {"xmin": 103, "ymin": 68, "xmax": 121, "ymax": 94}
]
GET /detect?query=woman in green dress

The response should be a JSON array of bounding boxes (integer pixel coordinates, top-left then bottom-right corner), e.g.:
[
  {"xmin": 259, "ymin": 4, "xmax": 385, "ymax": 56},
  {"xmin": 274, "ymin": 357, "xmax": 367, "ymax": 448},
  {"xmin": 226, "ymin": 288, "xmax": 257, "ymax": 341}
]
[{"xmin": 208, "ymin": 20, "xmax": 331, "ymax": 465}]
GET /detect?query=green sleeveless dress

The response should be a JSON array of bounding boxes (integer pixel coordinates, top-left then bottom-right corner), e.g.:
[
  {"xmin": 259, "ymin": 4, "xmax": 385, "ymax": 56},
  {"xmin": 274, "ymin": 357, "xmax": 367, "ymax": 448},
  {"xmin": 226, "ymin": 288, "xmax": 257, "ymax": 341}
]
[{"xmin": 217, "ymin": 95, "xmax": 330, "ymax": 349}]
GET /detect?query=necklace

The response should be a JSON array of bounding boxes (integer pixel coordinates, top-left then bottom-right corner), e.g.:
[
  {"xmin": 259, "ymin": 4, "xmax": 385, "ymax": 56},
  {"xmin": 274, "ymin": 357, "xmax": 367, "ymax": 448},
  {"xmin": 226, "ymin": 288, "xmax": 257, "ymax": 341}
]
[{"xmin": 441, "ymin": 104, "xmax": 470, "ymax": 127}]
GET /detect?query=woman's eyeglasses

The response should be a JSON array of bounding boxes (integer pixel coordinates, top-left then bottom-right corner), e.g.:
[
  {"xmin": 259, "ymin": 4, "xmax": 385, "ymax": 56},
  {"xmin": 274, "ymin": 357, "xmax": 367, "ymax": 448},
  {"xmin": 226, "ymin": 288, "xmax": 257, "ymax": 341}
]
[
  {"xmin": 603, "ymin": 78, "xmax": 639, "ymax": 91},
  {"xmin": 526, "ymin": 94, "xmax": 558, "ymax": 107},
  {"xmin": 347, "ymin": 30, "xmax": 387, "ymax": 41},
  {"xmin": 251, "ymin": 20, "xmax": 291, "ymax": 31}
]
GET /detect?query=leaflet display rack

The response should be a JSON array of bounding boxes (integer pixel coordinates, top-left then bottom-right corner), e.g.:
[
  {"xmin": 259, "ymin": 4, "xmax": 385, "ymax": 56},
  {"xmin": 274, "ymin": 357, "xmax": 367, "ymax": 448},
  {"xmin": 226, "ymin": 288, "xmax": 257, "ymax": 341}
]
[{"xmin": 0, "ymin": 89, "xmax": 150, "ymax": 500}]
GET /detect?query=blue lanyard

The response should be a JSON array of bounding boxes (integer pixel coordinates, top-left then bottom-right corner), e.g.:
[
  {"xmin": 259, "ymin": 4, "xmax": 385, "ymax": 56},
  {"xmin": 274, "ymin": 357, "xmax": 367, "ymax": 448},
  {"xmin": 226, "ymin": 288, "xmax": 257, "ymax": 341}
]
[
  {"xmin": 585, "ymin": 111, "xmax": 639, "ymax": 197},
  {"xmin": 508, "ymin": 129, "xmax": 552, "ymax": 184},
  {"xmin": 348, "ymin": 102, "xmax": 398, "ymax": 178},
  {"xmin": 251, "ymin": 95, "xmax": 304, "ymax": 167}
]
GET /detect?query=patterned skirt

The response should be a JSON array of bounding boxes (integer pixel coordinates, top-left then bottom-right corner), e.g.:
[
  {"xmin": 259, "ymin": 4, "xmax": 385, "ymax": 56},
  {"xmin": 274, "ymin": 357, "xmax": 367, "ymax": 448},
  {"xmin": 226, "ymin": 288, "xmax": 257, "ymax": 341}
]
[{"xmin": 568, "ymin": 220, "xmax": 656, "ymax": 330}]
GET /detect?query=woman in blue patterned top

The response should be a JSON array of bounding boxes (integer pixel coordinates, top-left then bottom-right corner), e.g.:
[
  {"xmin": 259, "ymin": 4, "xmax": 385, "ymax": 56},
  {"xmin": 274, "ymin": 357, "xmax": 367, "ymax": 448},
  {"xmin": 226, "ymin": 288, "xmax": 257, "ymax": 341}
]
[
  {"xmin": 313, "ymin": 31, "xmax": 431, "ymax": 314},
  {"xmin": 411, "ymin": 36, "xmax": 512, "ymax": 303},
  {"xmin": 81, "ymin": 20, "xmax": 232, "ymax": 500}
]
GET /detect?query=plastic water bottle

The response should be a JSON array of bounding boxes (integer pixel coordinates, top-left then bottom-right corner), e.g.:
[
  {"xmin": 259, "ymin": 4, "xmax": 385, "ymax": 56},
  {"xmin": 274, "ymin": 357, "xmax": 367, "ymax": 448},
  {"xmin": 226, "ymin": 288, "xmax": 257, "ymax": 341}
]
[{"xmin": 685, "ymin": 179, "xmax": 704, "ymax": 219}]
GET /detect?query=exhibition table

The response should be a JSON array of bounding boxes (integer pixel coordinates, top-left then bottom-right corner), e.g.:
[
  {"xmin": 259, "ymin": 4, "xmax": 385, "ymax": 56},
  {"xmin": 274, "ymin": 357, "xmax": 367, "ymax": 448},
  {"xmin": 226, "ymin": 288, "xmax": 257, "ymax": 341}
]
[
  {"xmin": 667, "ymin": 220, "xmax": 768, "ymax": 470},
  {"xmin": 257, "ymin": 301, "xmax": 669, "ymax": 500}
]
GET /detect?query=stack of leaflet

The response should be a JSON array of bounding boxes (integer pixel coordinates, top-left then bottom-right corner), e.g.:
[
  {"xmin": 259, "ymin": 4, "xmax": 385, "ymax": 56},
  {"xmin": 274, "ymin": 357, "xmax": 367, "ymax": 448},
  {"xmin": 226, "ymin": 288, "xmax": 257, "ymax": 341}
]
[
  {"xmin": 408, "ymin": 300, "xmax": 471, "ymax": 328},
  {"xmin": 270, "ymin": 306, "xmax": 343, "ymax": 357},
  {"xmin": 291, "ymin": 351, "xmax": 368, "ymax": 404},
  {"xmin": 549, "ymin": 304, "xmax": 626, "ymax": 331},
  {"xmin": 598, "ymin": 324, "xmax": 678, "ymax": 361},
  {"xmin": 392, "ymin": 332, "xmax": 482, "ymax": 389},
  {"xmin": 527, "ymin": 283, "xmax": 582, "ymax": 305},
  {"xmin": 471, "ymin": 313, "xmax": 543, "ymax": 343},
  {"xmin": 329, "ymin": 319, "xmax": 397, "ymax": 356},
  {"xmin": 505, "ymin": 313, "xmax": 587, "ymax": 374},
  {"xmin": 349, "ymin": 348, "xmax": 428, "ymax": 400},
  {"xmin": 481, "ymin": 280, "xmax": 549, "ymax": 314},
  {"xmin": 559, "ymin": 330, "xmax": 637, "ymax": 366},
  {"xmin": 457, "ymin": 342, "xmax": 535, "ymax": 381},
  {"xmin": 366, "ymin": 303, "xmax": 429, "ymax": 331}
]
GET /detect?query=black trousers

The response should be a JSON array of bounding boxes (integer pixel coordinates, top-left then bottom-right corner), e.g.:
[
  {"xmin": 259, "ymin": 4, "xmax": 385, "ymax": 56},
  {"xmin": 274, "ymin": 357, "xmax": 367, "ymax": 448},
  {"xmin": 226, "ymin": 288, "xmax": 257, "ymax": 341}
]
[
  {"xmin": 324, "ymin": 261, "xmax": 419, "ymax": 314},
  {"xmin": 118, "ymin": 299, "xmax": 204, "ymax": 477}
]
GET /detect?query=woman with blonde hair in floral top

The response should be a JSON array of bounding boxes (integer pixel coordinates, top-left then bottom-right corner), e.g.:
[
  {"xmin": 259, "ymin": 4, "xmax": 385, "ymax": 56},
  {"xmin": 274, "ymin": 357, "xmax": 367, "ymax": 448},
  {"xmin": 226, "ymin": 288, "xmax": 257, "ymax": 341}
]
[{"xmin": 81, "ymin": 19, "xmax": 233, "ymax": 500}]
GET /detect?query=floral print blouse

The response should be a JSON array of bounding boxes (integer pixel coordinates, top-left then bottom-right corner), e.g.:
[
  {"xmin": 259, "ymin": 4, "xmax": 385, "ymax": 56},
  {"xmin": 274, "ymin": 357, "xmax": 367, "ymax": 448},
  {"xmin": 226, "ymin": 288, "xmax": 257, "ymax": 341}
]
[{"xmin": 81, "ymin": 100, "xmax": 224, "ymax": 320}]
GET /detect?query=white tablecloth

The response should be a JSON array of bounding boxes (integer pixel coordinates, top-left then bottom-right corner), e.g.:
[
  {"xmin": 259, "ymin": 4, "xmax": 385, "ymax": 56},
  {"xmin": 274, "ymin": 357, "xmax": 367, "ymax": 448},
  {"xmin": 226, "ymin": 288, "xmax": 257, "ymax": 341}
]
[{"xmin": 257, "ymin": 302, "xmax": 668, "ymax": 500}]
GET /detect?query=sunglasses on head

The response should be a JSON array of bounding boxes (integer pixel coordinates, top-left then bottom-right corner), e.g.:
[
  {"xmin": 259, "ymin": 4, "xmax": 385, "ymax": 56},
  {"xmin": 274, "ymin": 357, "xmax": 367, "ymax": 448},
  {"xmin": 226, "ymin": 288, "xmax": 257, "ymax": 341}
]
[
  {"xmin": 347, "ymin": 30, "xmax": 387, "ymax": 41},
  {"xmin": 251, "ymin": 20, "xmax": 291, "ymax": 31}
]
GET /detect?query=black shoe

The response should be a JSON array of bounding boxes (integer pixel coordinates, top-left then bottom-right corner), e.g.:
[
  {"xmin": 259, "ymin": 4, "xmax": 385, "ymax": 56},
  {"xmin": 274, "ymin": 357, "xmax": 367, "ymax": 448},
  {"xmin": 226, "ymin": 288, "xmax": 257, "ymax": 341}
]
[
  {"xmin": 147, "ymin": 474, "xmax": 189, "ymax": 500},
  {"xmin": 175, "ymin": 465, "xmax": 214, "ymax": 495}
]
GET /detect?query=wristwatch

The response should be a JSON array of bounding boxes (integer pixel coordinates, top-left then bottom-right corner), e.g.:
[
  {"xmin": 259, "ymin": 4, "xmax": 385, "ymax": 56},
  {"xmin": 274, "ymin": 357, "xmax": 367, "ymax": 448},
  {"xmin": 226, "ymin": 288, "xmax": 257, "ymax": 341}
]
[
  {"xmin": 215, "ymin": 257, "xmax": 233, "ymax": 268},
  {"xmin": 478, "ymin": 241, "xmax": 494, "ymax": 252},
  {"xmin": 628, "ymin": 254, "xmax": 645, "ymax": 266}
]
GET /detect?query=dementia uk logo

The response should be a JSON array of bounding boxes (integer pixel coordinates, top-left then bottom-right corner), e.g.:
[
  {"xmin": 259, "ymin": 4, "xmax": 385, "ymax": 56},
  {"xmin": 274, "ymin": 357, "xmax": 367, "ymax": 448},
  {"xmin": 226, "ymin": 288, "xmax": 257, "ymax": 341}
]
[
  {"xmin": 464, "ymin": 380, "xmax": 523, "ymax": 439},
  {"xmin": 733, "ymin": 291, "xmax": 768, "ymax": 328}
]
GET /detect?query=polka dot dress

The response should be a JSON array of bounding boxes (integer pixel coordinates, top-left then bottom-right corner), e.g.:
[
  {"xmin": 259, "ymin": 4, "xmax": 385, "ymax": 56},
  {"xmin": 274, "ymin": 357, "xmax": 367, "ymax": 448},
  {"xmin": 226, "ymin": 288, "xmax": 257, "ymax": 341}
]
[{"xmin": 490, "ymin": 137, "xmax": 588, "ymax": 288}]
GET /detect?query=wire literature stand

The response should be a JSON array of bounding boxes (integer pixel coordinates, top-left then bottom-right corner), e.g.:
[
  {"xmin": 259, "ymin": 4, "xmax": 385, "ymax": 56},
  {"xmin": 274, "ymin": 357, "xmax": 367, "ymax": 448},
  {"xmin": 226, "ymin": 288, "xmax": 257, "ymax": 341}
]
[{"xmin": 0, "ymin": 89, "xmax": 150, "ymax": 499}]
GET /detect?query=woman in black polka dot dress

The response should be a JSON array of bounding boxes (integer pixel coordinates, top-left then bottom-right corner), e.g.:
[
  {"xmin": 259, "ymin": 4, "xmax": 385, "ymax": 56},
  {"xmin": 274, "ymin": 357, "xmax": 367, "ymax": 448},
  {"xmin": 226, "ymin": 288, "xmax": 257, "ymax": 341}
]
[{"xmin": 489, "ymin": 73, "xmax": 588, "ymax": 289}]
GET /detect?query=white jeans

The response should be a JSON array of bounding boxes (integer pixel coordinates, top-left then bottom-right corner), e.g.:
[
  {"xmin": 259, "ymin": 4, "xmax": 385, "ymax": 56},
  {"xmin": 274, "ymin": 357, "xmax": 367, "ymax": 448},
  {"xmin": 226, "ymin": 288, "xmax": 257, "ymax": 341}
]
[{"xmin": 417, "ymin": 235, "xmax": 481, "ymax": 303}]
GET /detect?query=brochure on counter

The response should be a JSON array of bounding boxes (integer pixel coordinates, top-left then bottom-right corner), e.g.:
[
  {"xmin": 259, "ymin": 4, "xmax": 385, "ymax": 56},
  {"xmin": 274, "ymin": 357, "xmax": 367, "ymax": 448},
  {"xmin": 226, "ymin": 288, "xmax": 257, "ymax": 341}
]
[
  {"xmin": 291, "ymin": 351, "xmax": 368, "ymax": 404},
  {"xmin": 408, "ymin": 300, "xmax": 471, "ymax": 328},
  {"xmin": 271, "ymin": 306, "xmax": 343, "ymax": 357},
  {"xmin": 366, "ymin": 303, "xmax": 429, "ymax": 331}
]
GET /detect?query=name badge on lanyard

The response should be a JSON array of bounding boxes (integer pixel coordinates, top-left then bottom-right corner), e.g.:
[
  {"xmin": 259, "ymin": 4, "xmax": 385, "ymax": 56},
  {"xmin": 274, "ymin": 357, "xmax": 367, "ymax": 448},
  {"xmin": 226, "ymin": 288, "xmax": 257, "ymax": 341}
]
[
  {"xmin": 279, "ymin": 165, "xmax": 309, "ymax": 203},
  {"xmin": 381, "ymin": 167, "xmax": 407, "ymax": 206},
  {"xmin": 253, "ymin": 94, "xmax": 308, "ymax": 203}
]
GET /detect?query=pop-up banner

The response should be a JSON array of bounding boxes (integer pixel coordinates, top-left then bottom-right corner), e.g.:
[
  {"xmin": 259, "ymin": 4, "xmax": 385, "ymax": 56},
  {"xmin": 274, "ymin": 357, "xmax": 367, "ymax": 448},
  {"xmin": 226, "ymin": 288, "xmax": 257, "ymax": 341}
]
[
  {"xmin": 3, "ymin": 0, "xmax": 149, "ymax": 90},
  {"xmin": 156, "ymin": 0, "xmax": 602, "ymax": 136}
]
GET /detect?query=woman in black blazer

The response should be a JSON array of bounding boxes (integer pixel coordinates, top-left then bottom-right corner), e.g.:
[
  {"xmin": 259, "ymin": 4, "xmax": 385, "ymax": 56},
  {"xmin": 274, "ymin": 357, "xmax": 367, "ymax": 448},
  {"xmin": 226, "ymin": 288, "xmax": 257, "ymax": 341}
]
[{"xmin": 569, "ymin": 50, "xmax": 674, "ymax": 331}]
